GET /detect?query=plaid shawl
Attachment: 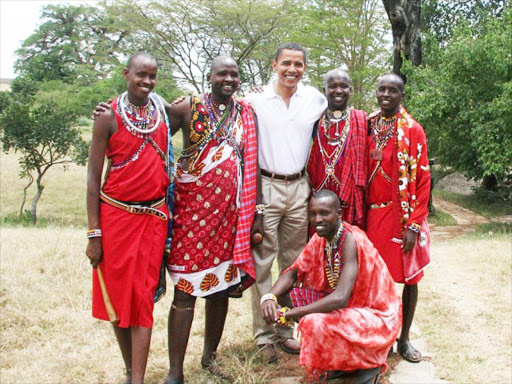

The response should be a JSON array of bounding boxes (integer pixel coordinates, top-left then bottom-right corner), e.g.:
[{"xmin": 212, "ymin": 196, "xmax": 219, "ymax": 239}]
[
  {"xmin": 232, "ymin": 99, "xmax": 257, "ymax": 280},
  {"xmin": 337, "ymin": 108, "xmax": 368, "ymax": 226}
]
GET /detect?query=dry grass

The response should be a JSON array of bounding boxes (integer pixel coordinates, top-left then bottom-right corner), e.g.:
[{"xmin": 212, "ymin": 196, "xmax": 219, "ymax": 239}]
[
  {"xmin": 0, "ymin": 127, "xmax": 183, "ymax": 227},
  {"xmin": 0, "ymin": 226, "xmax": 279, "ymax": 384},
  {"xmin": 2, "ymin": 148, "xmax": 512, "ymax": 383},
  {"xmin": 416, "ymin": 235, "xmax": 512, "ymax": 384}
]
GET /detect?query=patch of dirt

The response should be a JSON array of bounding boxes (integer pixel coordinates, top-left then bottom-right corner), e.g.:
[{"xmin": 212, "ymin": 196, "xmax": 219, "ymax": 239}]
[{"xmin": 435, "ymin": 172, "xmax": 479, "ymax": 196}]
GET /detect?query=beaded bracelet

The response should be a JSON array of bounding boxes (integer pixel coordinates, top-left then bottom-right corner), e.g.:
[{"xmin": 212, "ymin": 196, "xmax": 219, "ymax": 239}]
[
  {"xmin": 408, "ymin": 223, "xmax": 421, "ymax": 233},
  {"xmin": 87, "ymin": 229, "xmax": 102, "ymax": 239},
  {"xmin": 255, "ymin": 204, "xmax": 265, "ymax": 215},
  {"xmin": 260, "ymin": 293, "xmax": 277, "ymax": 306},
  {"xmin": 276, "ymin": 306, "xmax": 293, "ymax": 326}
]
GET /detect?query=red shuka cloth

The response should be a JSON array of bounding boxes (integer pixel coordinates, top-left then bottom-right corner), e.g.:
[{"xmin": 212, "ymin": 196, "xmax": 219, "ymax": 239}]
[
  {"xmin": 366, "ymin": 107, "xmax": 431, "ymax": 284},
  {"xmin": 287, "ymin": 224, "xmax": 401, "ymax": 374},
  {"xmin": 307, "ymin": 109, "xmax": 368, "ymax": 227},
  {"xmin": 92, "ymin": 97, "xmax": 169, "ymax": 328},
  {"xmin": 167, "ymin": 97, "xmax": 257, "ymax": 297}
]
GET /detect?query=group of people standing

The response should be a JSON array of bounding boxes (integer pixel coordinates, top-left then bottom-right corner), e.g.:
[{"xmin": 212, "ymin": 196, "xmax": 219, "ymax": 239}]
[{"xmin": 86, "ymin": 42, "xmax": 431, "ymax": 384}]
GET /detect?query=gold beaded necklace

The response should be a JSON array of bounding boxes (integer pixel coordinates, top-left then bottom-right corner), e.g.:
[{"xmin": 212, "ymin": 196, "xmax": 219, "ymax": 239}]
[{"xmin": 324, "ymin": 223, "xmax": 345, "ymax": 289}]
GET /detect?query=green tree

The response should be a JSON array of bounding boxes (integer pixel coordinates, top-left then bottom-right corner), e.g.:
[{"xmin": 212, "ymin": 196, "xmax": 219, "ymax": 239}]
[
  {"xmin": 404, "ymin": 8, "xmax": 512, "ymax": 195},
  {"xmin": 421, "ymin": 0, "xmax": 507, "ymax": 45},
  {"xmin": 291, "ymin": 0, "xmax": 389, "ymax": 109},
  {"xmin": 109, "ymin": 0, "xmax": 299, "ymax": 92},
  {"xmin": 15, "ymin": 4, "xmax": 129, "ymax": 83},
  {"xmin": 0, "ymin": 88, "xmax": 88, "ymax": 222}
]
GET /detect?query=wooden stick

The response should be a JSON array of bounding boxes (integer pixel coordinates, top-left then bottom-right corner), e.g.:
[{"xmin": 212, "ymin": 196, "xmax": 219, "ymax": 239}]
[{"xmin": 97, "ymin": 267, "xmax": 119, "ymax": 323}]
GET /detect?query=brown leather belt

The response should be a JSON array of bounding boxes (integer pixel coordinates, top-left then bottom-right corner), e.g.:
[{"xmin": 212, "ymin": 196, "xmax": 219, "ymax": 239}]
[{"xmin": 261, "ymin": 168, "xmax": 306, "ymax": 181}]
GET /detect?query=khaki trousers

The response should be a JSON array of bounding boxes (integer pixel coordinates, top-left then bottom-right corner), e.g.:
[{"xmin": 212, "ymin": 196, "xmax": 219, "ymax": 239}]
[{"xmin": 250, "ymin": 175, "xmax": 310, "ymax": 345}]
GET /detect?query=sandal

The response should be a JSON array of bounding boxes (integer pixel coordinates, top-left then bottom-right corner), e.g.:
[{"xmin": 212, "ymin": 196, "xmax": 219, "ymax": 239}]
[
  {"xmin": 278, "ymin": 338, "xmax": 300, "ymax": 355},
  {"xmin": 201, "ymin": 355, "xmax": 231, "ymax": 381},
  {"xmin": 397, "ymin": 341, "xmax": 422, "ymax": 363}
]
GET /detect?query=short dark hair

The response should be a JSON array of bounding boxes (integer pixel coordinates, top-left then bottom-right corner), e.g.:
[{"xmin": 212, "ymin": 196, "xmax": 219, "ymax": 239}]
[
  {"xmin": 126, "ymin": 52, "xmax": 158, "ymax": 70},
  {"xmin": 311, "ymin": 189, "xmax": 341, "ymax": 210},
  {"xmin": 274, "ymin": 42, "xmax": 307, "ymax": 64},
  {"xmin": 210, "ymin": 55, "xmax": 238, "ymax": 75},
  {"xmin": 378, "ymin": 73, "xmax": 405, "ymax": 93},
  {"xmin": 324, "ymin": 69, "xmax": 351, "ymax": 88}
]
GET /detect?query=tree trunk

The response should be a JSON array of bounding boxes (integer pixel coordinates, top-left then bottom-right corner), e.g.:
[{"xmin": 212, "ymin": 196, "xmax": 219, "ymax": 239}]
[
  {"xmin": 382, "ymin": 0, "xmax": 422, "ymax": 78},
  {"xmin": 482, "ymin": 174, "xmax": 498, "ymax": 192},
  {"xmin": 19, "ymin": 174, "xmax": 34, "ymax": 218},
  {"xmin": 31, "ymin": 174, "xmax": 45, "ymax": 223}
]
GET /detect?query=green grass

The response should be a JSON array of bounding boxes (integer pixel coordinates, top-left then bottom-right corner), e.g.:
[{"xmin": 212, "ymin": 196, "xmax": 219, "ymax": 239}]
[
  {"xmin": 433, "ymin": 189, "xmax": 512, "ymax": 219},
  {"xmin": 428, "ymin": 208, "xmax": 457, "ymax": 226},
  {"xmin": 1, "ymin": 126, "xmax": 185, "ymax": 228}
]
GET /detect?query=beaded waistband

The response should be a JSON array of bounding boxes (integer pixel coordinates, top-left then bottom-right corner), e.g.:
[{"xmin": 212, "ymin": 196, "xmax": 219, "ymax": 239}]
[{"xmin": 100, "ymin": 191, "xmax": 167, "ymax": 220}]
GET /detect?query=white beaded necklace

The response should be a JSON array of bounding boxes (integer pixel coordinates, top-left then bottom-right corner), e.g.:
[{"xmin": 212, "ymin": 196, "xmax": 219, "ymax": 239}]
[{"xmin": 119, "ymin": 91, "xmax": 161, "ymax": 135}]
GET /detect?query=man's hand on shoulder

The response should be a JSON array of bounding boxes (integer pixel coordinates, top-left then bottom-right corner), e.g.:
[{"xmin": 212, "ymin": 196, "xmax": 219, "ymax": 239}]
[
  {"xmin": 367, "ymin": 109, "xmax": 381, "ymax": 121},
  {"xmin": 91, "ymin": 99, "xmax": 114, "ymax": 120}
]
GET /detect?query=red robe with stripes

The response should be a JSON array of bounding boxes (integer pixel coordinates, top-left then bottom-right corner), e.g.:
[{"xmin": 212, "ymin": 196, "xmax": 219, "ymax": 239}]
[{"xmin": 307, "ymin": 108, "xmax": 368, "ymax": 228}]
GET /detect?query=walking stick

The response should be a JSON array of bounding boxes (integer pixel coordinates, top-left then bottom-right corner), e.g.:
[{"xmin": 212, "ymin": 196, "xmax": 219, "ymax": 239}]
[{"xmin": 97, "ymin": 267, "xmax": 119, "ymax": 323}]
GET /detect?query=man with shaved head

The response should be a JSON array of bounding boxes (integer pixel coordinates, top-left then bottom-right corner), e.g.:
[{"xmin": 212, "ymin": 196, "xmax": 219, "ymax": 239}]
[
  {"xmin": 88, "ymin": 51, "xmax": 171, "ymax": 384},
  {"xmin": 163, "ymin": 55, "xmax": 259, "ymax": 383},
  {"xmin": 260, "ymin": 189, "xmax": 401, "ymax": 382},
  {"xmin": 307, "ymin": 69, "xmax": 368, "ymax": 228},
  {"xmin": 366, "ymin": 73, "xmax": 431, "ymax": 363}
]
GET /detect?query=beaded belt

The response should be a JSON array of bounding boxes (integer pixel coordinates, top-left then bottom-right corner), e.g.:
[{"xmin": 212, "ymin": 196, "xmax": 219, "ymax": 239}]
[
  {"xmin": 100, "ymin": 191, "xmax": 168, "ymax": 220},
  {"xmin": 261, "ymin": 168, "xmax": 306, "ymax": 181}
]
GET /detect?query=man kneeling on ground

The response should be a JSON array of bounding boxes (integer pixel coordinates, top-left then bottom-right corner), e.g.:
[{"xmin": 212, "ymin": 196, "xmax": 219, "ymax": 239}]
[{"xmin": 260, "ymin": 190, "xmax": 401, "ymax": 383}]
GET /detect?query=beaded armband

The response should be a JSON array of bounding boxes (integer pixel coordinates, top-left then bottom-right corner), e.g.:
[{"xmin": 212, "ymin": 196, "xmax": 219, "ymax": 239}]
[
  {"xmin": 260, "ymin": 293, "xmax": 277, "ymax": 306},
  {"xmin": 87, "ymin": 229, "xmax": 102, "ymax": 239},
  {"xmin": 255, "ymin": 204, "xmax": 265, "ymax": 216},
  {"xmin": 408, "ymin": 223, "xmax": 421, "ymax": 233}
]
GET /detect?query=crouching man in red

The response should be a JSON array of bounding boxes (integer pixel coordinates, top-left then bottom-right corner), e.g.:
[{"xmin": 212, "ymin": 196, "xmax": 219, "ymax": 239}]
[{"xmin": 260, "ymin": 190, "xmax": 401, "ymax": 383}]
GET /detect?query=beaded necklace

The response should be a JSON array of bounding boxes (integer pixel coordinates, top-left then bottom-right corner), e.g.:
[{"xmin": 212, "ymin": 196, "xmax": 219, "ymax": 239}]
[
  {"xmin": 371, "ymin": 115, "xmax": 396, "ymax": 150},
  {"xmin": 324, "ymin": 223, "xmax": 345, "ymax": 289},
  {"xmin": 118, "ymin": 92, "xmax": 161, "ymax": 137},
  {"xmin": 322, "ymin": 108, "xmax": 349, "ymax": 144},
  {"xmin": 181, "ymin": 94, "xmax": 240, "ymax": 161},
  {"xmin": 317, "ymin": 109, "xmax": 350, "ymax": 183}
]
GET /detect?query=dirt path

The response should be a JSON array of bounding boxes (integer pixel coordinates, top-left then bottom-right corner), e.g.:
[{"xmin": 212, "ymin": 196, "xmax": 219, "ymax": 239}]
[
  {"xmin": 429, "ymin": 198, "xmax": 489, "ymax": 240},
  {"xmin": 270, "ymin": 197, "xmax": 493, "ymax": 384}
]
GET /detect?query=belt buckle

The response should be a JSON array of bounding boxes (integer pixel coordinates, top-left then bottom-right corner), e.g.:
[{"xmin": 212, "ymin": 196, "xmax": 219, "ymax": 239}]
[{"xmin": 129, "ymin": 205, "xmax": 143, "ymax": 214}]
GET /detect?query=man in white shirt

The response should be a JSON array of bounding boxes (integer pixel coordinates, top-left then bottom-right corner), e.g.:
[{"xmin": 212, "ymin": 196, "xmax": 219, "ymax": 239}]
[{"xmin": 246, "ymin": 43, "xmax": 327, "ymax": 363}]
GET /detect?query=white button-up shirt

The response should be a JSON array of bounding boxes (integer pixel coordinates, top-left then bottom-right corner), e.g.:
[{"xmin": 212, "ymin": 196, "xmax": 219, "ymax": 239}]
[{"xmin": 245, "ymin": 82, "xmax": 327, "ymax": 175}]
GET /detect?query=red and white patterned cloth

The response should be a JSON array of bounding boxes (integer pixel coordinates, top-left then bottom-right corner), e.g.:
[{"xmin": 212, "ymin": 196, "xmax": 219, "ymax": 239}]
[{"xmin": 167, "ymin": 97, "xmax": 257, "ymax": 297}]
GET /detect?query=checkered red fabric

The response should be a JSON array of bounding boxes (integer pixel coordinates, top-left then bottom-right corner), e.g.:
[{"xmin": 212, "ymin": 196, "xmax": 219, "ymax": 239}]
[
  {"xmin": 290, "ymin": 287, "xmax": 329, "ymax": 308},
  {"xmin": 232, "ymin": 100, "xmax": 257, "ymax": 281}
]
